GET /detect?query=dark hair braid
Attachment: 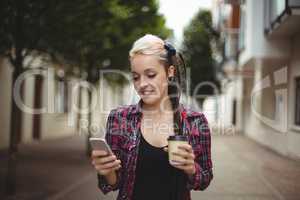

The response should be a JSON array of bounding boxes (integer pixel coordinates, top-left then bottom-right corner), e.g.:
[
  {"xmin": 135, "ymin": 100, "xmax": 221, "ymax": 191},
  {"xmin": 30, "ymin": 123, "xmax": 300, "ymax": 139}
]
[
  {"xmin": 164, "ymin": 42, "xmax": 187, "ymax": 136},
  {"xmin": 164, "ymin": 42, "xmax": 188, "ymax": 200}
]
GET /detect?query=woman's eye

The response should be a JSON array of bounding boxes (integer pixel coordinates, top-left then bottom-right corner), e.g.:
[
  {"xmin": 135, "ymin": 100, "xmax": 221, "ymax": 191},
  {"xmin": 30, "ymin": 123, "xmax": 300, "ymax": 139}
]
[
  {"xmin": 133, "ymin": 76, "xmax": 139, "ymax": 81},
  {"xmin": 148, "ymin": 74, "xmax": 156, "ymax": 79}
]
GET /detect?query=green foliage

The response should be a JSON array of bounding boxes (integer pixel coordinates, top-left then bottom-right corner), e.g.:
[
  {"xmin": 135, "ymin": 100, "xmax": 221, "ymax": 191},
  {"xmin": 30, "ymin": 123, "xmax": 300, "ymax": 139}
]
[
  {"xmin": 181, "ymin": 10, "xmax": 220, "ymax": 99},
  {"xmin": 0, "ymin": 0, "xmax": 172, "ymax": 83}
]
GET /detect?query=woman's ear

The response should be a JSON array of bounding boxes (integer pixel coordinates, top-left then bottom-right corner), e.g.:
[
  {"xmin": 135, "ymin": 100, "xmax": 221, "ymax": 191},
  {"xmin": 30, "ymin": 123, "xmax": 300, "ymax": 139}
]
[{"xmin": 167, "ymin": 65, "xmax": 176, "ymax": 78}]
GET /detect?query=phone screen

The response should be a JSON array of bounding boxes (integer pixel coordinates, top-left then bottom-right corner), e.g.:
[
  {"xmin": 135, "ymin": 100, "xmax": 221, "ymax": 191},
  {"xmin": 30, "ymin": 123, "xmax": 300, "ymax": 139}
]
[{"xmin": 89, "ymin": 138, "xmax": 113, "ymax": 155}]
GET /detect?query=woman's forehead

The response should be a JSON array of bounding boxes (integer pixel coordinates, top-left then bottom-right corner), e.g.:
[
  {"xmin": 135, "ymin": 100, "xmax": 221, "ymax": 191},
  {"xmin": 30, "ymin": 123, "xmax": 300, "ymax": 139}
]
[
  {"xmin": 131, "ymin": 67, "xmax": 156, "ymax": 74},
  {"xmin": 130, "ymin": 54, "xmax": 164, "ymax": 73}
]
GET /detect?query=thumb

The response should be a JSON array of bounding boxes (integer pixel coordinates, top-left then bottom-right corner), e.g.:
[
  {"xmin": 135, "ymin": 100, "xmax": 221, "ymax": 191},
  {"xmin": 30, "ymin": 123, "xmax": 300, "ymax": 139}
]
[{"xmin": 163, "ymin": 146, "xmax": 168, "ymax": 152}]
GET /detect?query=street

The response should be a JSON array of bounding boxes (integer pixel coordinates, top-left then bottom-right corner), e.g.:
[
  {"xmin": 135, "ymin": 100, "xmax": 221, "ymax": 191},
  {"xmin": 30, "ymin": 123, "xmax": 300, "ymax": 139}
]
[{"xmin": 1, "ymin": 134, "xmax": 300, "ymax": 200}]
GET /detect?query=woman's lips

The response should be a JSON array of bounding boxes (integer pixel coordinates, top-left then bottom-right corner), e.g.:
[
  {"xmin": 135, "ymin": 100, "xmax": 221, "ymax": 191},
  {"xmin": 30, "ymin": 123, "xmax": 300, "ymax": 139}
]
[{"xmin": 140, "ymin": 90, "xmax": 154, "ymax": 95}]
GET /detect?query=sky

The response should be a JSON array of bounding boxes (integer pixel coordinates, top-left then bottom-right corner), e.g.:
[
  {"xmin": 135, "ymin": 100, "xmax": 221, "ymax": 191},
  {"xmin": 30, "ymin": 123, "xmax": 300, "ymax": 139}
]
[{"xmin": 158, "ymin": 0, "xmax": 212, "ymax": 47}]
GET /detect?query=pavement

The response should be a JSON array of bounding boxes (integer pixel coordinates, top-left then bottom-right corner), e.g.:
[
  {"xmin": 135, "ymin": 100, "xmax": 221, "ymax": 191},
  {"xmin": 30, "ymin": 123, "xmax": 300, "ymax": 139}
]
[
  {"xmin": 1, "ymin": 134, "xmax": 300, "ymax": 200},
  {"xmin": 198, "ymin": 135, "xmax": 300, "ymax": 200}
]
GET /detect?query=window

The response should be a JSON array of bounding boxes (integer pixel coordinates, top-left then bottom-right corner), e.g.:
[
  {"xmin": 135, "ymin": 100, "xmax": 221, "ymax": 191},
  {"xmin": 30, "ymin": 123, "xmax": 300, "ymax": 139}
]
[
  {"xmin": 264, "ymin": 0, "xmax": 286, "ymax": 35},
  {"xmin": 239, "ymin": 2, "xmax": 246, "ymax": 51},
  {"xmin": 264, "ymin": 0, "xmax": 271, "ymax": 31},
  {"xmin": 295, "ymin": 77, "xmax": 300, "ymax": 126},
  {"xmin": 56, "ymin": 77, "xmax": 69, "ymax": 113},
  {"xmin": 271, "ymin": 0, "xmax": 286, "ymax": 22}
]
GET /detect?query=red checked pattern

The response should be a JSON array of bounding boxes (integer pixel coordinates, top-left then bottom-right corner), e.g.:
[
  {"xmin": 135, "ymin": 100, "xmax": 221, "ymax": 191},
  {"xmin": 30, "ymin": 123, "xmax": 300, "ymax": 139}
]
[{"xmin": 97, "ymin": 100, "xmax": 213, "ymax": 200}]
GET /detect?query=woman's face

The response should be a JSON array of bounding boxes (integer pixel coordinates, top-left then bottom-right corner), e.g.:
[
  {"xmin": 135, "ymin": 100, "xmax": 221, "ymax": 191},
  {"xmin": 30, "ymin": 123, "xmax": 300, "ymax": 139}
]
[{"xmin": 130, "ymin": 54, "xmax": 169, "ymax": 106}]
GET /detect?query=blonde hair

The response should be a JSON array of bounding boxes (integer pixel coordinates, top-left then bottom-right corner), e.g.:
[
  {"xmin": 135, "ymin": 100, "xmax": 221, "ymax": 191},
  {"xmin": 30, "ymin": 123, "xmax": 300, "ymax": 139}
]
[
  {"xmin": 129, "ymin": 34, "xmax": 187, "ymax": 91},
  {"xmin": 129, "ymin": 34, "xmax": 168, "ymax": 63}
]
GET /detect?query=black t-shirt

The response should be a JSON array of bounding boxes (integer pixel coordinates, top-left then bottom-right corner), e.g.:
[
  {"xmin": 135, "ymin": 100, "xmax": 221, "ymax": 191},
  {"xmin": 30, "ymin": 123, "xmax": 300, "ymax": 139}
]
[{"xmin": 132, "ymin": 129, "xmax": 173, "ymax": 200}]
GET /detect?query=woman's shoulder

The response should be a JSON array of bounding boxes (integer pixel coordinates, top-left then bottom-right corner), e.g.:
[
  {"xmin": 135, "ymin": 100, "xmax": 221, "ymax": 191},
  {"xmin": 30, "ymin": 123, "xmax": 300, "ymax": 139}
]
[
  {"xmin": 108, "ymin": 103, "xmax": 140, "ymax": 118},
  {"xmin": 181, "ymin": 105, "xmax": 210, "ymax": 136},
  {"xmin": 181, "ymin": 104, "xmax": 205, "ymax": 119},
  {"xmin": 181, "ymin": 104, "xmax": 210, "ymax": 127}
]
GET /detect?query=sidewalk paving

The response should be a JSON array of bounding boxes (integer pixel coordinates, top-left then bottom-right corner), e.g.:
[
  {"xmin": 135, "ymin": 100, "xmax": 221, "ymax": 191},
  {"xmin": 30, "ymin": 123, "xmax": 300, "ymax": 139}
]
[
  {"xmin": 0, "ymin": 136, "xmax": 108, "ymax": 200},
  {"xmin": 199, "ymin": 135, "xmax": 300, "ymax": 200},
  {"xmin": 0, "ymin": 134, "xmax": 300, "ymax": 200}
]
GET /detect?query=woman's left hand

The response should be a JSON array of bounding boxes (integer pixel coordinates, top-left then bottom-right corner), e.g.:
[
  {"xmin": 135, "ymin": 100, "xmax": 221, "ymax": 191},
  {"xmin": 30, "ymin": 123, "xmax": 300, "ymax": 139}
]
[{"xmin": 164, "ymin": 144, "xmax": 196, "ymax": 175}]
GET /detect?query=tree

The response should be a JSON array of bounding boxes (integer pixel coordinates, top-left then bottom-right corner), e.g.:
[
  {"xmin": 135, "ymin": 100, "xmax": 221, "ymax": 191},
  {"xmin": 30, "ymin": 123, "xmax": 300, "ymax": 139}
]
[
  {"xmin": 0, "ymin": 0, "xmax": 171, "ymax": 195},
  {"xmin": 49, "ymin": 0, "xmax": 172, "ymax": 154},
  {"xmin": 181, "ymin": 10, "xmax": 220, "ymax": 106}
]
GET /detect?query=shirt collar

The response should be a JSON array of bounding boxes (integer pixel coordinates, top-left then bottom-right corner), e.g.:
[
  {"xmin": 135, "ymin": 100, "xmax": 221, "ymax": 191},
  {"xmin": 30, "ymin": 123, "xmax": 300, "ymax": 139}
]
[
  {"xmin": 131, "ymin": 99, "xmax": 185, "ymax": 116},
  {"xmin": 131, "ymin": 99, "xmax": 143, "ymax": 115}
]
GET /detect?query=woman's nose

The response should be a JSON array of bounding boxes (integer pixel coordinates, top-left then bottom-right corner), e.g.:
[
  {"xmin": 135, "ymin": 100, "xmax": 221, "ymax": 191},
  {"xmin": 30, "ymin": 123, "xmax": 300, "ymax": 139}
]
[{"xmin": 140, "ymin": 76, "xmax": 148, "ymax": 88}]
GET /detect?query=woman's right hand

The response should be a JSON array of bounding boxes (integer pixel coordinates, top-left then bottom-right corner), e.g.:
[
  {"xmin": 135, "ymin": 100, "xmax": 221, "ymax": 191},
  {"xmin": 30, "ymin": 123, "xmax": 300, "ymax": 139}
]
[{"xmin": 91, "ymin": 150, "xmax": 121, "ymax": 176}]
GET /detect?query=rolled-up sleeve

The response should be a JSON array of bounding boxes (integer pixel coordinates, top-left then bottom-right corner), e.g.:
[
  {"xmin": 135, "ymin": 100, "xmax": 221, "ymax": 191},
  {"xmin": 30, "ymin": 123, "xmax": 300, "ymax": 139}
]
[
  {"xmin": 187, "ymin": 113, "xmax": 213, "ymax": 191},
  {"xmin": 97, "ymin": 109, "xmax": 123, "ymax": 194}
]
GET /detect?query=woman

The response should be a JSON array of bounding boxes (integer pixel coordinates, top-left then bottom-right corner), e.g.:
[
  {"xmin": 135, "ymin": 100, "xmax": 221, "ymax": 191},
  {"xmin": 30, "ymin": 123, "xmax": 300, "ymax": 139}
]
[{"xmin": 91, "ymin": 34, "xmax": 213, "ymax": 200}]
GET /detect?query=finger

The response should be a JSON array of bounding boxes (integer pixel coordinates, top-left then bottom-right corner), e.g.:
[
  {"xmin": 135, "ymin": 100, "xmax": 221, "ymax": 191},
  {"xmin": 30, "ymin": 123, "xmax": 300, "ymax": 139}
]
[
  {"xmin": 113, "ymin": 164, "xmax": 122, "ymax": 171},
  {"xmin": 183, "ymin": 159, "xmax": 194, "ymax": 165},
  {"xmin": 99, "ymin": 165, "xmax": 121, "ymax": 175},
  {"xmin": 94, "ymin": 158, "xmax": 120, "ymax": 167},
  {"xmin": 171, "ymin": 159, "xmax": 194, "ymax": 166},
  {"xmin": 178, "ymin": 144, "xmax": 193, "ymax": 153},
  {"xmin": 163, "ymin": 147, "xmax": 168, "ymax": 152},
  {"xmin": 94, "ymin": 155, "xmax": 117, "ymax": 164},
  {"xmin": 94, "ymin": 156, "xmax": 120, "ymax": 166},
  {"xmin": 172, "ymin": 164, "xmax": 187, "ymax": 170},
  {"xmin": 171, "ymin": 162, "xmax": 195, "ymax": 172},
  {"xmin": 95, "ymin": 160, "xmax": 121, "ymax": 171},
  {"xmin": 97, "ymin": 160, "xmax": 121, "ymax": 170},
  {"xmin": 170, "ymin": 160, "xmax": 185, "ymax": 166},
  {"xmin": 172, "ymin": 150, "xmax": 189, "ymax": 158},
  {"xmin": 92, "ymin": 150, "xmax": 109, "ymax": 158},
  {"xmin": 173, "ymin": 148, "xmax": 195, "ymax": 159},
  {"xmin": 172, "ymin": 151, "xmax": 195, "ymax": 160},
  {"xmin": 170, "ymin": 163, "xmax": 190, "ymax": 171},
  {"xmin": 186, "ymin": 153, "xmax": 195, "ymax": 160}
]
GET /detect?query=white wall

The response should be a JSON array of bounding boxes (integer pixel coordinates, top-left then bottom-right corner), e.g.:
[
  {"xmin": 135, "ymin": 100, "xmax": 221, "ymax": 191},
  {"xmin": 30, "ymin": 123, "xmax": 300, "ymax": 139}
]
[
  {"xmin": 0, "ymin": 58, "xmax": 12, "ymax": 149},
  {"xmin": 287, "ymin": 35, "xmax": 300, "ymax": 159},
  {"xmin": 0, "ymin": 57, "xmax": 82, "ymax": 149},
  {"xmin": 239, "ymin": 0, "xmax": 291, "ymax": 67},
  {"xmin": 86, "ymin": 79, "xmax": 138, "ymax": 138},
  {"xmin": 223, "ymin": 81, "xmax": 237, "ymax": 126},
  {"xmin": 235, "ymin": 0, "xmax": 300, "ymax": 160},
  {"xmin": 242, "ymin": 46, "xmax": 300, "ymax": 159},
  {"xmin": 242, "ymin": 58, "xmax": 290, "ymax": 156},
  {"xmin": 40, "ymin": 69, "xmax": 78, "ymax": 140},
  {"xmin": 0, "ymin": 55, "xmax": 138, "ymax": 150},
  {"xmin": 21, "ymin": 70, "xmax": 35, "ymax": 143}
]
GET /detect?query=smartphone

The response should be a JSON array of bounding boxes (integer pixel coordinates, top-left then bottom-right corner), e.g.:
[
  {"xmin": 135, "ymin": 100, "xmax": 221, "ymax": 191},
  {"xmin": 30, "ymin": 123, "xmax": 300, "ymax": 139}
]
[{"xmin": 89, "ymin": 137, "xmax": 113, "ymax": 155}]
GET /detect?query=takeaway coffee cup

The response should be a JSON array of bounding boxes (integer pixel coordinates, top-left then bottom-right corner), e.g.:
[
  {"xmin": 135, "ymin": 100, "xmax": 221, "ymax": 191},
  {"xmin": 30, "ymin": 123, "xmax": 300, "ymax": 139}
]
[{"xmin": 168, "ymin": 135, "xmax": 188, "ymax": 165}]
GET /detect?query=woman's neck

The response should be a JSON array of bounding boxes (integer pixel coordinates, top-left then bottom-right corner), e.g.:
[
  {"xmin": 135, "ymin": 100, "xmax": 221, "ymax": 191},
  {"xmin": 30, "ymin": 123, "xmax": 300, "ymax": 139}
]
[{"xmin": 142, "ymin": 98, "xmax": 173, "ymax": 116}]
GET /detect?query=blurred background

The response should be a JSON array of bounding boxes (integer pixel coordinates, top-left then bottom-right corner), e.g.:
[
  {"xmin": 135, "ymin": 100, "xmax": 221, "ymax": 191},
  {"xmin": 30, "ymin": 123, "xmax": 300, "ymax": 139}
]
[{"xmin": 0, "ymin": 0, "xmax": 300, "ymax": 199}]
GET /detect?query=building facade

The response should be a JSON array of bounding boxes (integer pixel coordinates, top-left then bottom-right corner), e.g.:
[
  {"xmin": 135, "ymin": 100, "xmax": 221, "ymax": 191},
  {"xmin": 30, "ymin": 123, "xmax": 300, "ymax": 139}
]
[
  {"xmin": 0, "ymin": 55, "xmax": 135, "ymax": 150},
  {"xmin": 213, "ymin": 0, "xmax": 300, "ymax": 159}
]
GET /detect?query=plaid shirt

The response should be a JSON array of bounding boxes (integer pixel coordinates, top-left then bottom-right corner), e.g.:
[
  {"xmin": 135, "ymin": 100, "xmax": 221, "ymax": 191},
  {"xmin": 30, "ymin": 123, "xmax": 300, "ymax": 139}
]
[{"xmin": 98, "ymin": 100, "xmax": 213, "ymax": 200}]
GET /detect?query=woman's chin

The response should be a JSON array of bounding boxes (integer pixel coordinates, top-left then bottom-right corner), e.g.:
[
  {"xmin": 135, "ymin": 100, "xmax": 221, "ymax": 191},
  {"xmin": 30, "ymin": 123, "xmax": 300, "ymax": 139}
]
[{"xmin": 141, "ymin": 96, "xmax": 159, "ymax": 104}]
